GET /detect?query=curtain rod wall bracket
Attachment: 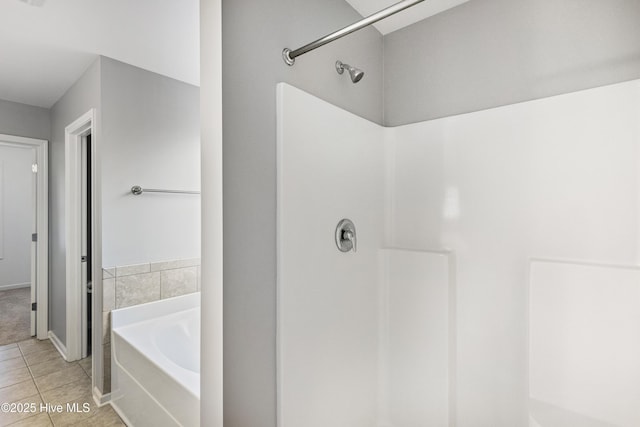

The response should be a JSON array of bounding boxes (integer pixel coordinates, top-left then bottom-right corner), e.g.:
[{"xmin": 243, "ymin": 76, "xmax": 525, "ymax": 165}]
[{"xmin": 283, "ymin": 48, "xmax": 295, "ymax": 66}]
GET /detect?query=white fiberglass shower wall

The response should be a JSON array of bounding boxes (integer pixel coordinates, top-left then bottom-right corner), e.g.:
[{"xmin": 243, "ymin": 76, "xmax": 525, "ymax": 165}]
[
  {"xmin": 277, "ymin": 84, "xmax": 385, "ymax": 426},
  {"xmin": 278, "ymin": 83, "xmax": 454, "ymax": 427},
  {"xmin": 277, "ymin": 80, "xmax": 640, "ymax": 426}
]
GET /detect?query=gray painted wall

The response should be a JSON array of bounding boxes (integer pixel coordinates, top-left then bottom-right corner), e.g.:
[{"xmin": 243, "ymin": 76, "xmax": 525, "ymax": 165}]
[
  {"xmin": 221, "ymin": 0, "xmax": 383, "ymax": 424},
  {"xmin": 0, "ymin": 145, "xmax": 35, "ymax": 289},
  {"xmin": 100, "ymin": 57, "xmax": 200, "ymax": 268},
  {"xmin": 99, "ymin": 56, "xmax": 201, "ymax": 393},
  {"xmin": 0, "ymin": 99, "xmax": 50, "ymax": 140},
  {"xmin": 384, "ymin": 0, "xmax": 640, "ymax": 125},
  {"xmin": 199, "ymin": 0, "xmax": 223, "ymax": 425},
  {"xmin": 49, "ymin": 58, "xmax": 102, "ymax": 345},
  {"xmin": 0, "ymin": 99, "xmax": 47, "ymax": 290}
]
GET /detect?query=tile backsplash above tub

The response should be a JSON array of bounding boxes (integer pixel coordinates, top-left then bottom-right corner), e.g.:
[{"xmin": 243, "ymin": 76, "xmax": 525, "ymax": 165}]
[{"xmin": 103, "ymin": 258, "xmax": 201, "ymax": 310}]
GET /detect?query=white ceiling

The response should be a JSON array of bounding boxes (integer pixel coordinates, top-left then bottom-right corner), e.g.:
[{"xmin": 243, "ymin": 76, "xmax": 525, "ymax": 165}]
[
  {"xmin": 344, "ymin": 0, "xmax": 469, "ymax": 35},
  {"xmin": 0, "ymin": 0, "xmax": 464, "ymax": 108},
  {"xmin": 0, "ymin": 0, "xmax": 199, "ymax": 108}
]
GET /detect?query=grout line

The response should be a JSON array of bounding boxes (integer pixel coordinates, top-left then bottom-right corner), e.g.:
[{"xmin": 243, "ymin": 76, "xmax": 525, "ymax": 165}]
[
  {"xmin": 30, "ymin": 352, "xmax": 90, "ymax": 427},
  {"xmin": 81, "ymin": 363, "xmax": 91, "ymax": 380},
  {"xmin": 1, "ymin": 354, "xmax": 110, "ymax": 426},
  {"xmin": 16, "ymin": 343, "xmax": 26, "ymax": 358},
  {"xmin": 4, "ymin": 345, "xmax": 43, "ymax": 427}
]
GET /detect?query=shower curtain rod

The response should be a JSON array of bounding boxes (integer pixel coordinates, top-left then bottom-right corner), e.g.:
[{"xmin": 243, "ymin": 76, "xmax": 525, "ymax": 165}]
[{"xmin": 282, "ymin": 0, "xmax": 425, "ymax": 66}]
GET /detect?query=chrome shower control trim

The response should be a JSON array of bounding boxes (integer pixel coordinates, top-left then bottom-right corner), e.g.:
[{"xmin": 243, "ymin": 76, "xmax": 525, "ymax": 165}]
[{"xmin": 335, "ymin": 218, "xmax": 357, "ymax": 253}]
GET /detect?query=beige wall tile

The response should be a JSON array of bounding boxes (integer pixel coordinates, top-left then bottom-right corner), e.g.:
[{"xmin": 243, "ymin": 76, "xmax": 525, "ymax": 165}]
[
  {"xmin": 102, "ymin": 278, "xmax": 115, "ymax": 312},
  {"xmin": 115, "ymin": 263, "xmax": 150, "ymax": 277},
  {"xmin": 102, "ymin": 268, "xmax": 115, "ymax": 279},
  {"xmin": 103, "ymin": 342, "xmax": 111, "ymax": 394},
  {"xmin": 102, "ymin": 312, "xmax": 111, "ymax": 345},
  {"xmin": 160, "ymin": 267, "xmax": 197, "ymax": 299},
  {"xmin": 150, "ymin": 258, "xmax": 200, "ymax": 272},
  {"xmin": 115, "ymin": 272, "xmax": 161, "ymax": 308}
]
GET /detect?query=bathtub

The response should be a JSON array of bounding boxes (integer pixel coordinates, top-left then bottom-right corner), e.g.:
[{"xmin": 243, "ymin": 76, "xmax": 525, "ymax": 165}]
[{"xmin": 111, "ymin": 293, "xmax": 200, "ymax": 427}]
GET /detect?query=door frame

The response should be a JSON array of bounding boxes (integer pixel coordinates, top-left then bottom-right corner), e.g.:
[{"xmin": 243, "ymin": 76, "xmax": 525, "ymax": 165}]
[
  {"xmin": 65, "ymin": 109, "xmax": 102, "ymax": 370},
  {"xmin": 0, "ymin": 134, "xmax": 49, "ymax": 340}
]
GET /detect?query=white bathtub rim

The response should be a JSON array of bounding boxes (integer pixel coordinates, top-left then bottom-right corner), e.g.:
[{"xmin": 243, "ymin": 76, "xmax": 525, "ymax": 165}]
[
  {"xmin": 112, "ymin": 306, "xmax": 201, "ymax": 399},
  {"xmin": 111, "ymin": 292, "xmax": 200, "ymax": 330}
]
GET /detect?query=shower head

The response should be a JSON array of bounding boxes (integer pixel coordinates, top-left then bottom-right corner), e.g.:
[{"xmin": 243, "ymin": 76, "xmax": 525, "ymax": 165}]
[{"xmin": 336, "ymin": 60, "xmax": 364, "ymax": 83}]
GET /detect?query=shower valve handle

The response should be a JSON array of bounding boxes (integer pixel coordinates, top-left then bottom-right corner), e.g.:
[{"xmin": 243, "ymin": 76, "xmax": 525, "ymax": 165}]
[
  {"xmin": 335, "ymin": 218, "xmax": 357, "ymax": 253},
  {"xmin": 343, "ymin": 229, "xmax": 357, "ymax": 252}
]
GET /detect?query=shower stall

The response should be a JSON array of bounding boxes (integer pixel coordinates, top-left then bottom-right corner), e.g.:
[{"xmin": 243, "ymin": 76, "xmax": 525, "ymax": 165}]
[
  {"xmin": 276, "ymin": 77, "xmax": 640, "ymax": 427},
  {"xmin": 267, "ymin": 2, "xmax": 640, "ymax": 427}
]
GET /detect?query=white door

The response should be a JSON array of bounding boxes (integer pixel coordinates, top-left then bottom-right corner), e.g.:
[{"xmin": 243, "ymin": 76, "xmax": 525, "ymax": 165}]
[
  {"xmin": 30, "ymin": 151, "xmax": 37, "ymax": 336},
  {"xmin": 80, "ymin": 137, "xmax": 89, "ymax": 358}
]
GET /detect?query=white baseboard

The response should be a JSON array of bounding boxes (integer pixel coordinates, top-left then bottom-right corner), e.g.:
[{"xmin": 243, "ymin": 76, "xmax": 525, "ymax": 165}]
[
  {"xmin": 92, "ymin": 386, "xmax": 111, "ymax": 407},
  {"xmin": 0, "ymin": 282, "xmax": 30, "ymax": 291},
  {"xmin": 48, "ymin": 330, "xmax": 68, "ymax": 361}
]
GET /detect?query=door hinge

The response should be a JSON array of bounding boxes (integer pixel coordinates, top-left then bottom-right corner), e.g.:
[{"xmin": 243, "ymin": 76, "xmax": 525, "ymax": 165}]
[
  {"xmin": 32, "ymin": 163, "xmax": 38, "ymax": 173},
  {"xmin": 32, "ymin": 233, "xmax": 37, "ymax": 242},
  {"xmin": 31, "ymin": 302, "xmax": 37, "ymax": 311}
]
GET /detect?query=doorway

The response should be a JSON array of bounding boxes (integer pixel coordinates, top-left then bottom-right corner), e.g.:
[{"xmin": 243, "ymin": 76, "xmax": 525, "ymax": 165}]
[
  {"xmin": 65, "ymin": 109, "xmax": 101, "ymax": 366},
  {"xmin": 81, "ymin": 133, "xmax": 92, "ymax": 358},
  {"xmin": 0, "ymin": 134, "xmax": 49, "ymax": 345}
]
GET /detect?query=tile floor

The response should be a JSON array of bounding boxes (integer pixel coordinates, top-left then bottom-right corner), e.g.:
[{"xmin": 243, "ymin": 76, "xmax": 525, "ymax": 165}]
[
  {"xmin": 0, "ymin": 339, "xmax": 124, "ymax": 426},
  {"xmin": 0, "ymin": 289, "xmax": 31, "ymax": 346}
]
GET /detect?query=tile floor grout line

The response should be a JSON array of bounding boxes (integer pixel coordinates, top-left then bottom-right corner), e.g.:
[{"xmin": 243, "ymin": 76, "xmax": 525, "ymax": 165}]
[
  {"xmin": 1, "ymin": 348, "xmax": 40, "ymax": 427},
  {"xmin": 22, "ymin": 339, "xmax": 62, "ymax": 427},
  {"xmin": 31, "ymin": 350, "xmax": 68, "ymax": 427},
  {"xmin": 27, "ymin": 343, "xmax": 47, "ymax": 427},
  {"xmin": 3, "ymin": 339, "xmax": 121, "ymax": 426},
  {"xmin": 3, "ymin": 339, "xmax": 72, "ymax": 426},
  {"xmin": 28, "ymin": 345, "xmax": 55, "ymax": 427}
]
